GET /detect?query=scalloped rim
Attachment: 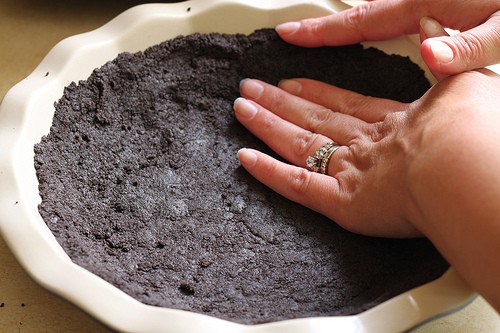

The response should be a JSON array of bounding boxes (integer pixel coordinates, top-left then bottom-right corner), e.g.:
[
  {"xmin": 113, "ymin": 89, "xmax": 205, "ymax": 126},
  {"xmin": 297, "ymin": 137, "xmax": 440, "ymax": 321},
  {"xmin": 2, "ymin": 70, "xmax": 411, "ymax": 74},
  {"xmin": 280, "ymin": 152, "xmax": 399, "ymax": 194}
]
[{"xmin": 0, "ymin": 1, "xmax": 476, "ymax": 332}]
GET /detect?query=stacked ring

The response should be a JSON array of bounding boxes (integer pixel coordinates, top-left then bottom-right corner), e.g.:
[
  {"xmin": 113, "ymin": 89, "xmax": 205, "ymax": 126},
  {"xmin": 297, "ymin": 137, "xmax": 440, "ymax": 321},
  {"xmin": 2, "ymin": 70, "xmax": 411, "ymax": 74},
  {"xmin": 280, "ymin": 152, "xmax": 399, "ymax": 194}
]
[{"xmin": 306, "ymin": 141, "xmax": 342, "ymax": 174}]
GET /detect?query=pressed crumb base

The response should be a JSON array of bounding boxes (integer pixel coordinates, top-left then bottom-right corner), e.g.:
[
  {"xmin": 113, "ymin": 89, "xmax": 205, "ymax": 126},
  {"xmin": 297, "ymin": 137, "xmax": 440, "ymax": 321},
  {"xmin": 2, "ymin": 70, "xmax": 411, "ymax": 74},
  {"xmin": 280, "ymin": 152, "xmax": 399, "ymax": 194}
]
[{"xmin": 34, "ymin": 29, "xmax": 448, "ymax": 324}]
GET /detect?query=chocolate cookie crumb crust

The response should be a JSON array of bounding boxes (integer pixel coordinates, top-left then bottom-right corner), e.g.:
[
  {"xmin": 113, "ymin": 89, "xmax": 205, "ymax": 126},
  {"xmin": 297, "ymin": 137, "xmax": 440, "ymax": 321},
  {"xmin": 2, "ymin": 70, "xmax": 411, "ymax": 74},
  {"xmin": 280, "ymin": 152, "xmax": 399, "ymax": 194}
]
[{"xmin": 34, "ymin": 29, "xmax": 447, "ymax": 324}]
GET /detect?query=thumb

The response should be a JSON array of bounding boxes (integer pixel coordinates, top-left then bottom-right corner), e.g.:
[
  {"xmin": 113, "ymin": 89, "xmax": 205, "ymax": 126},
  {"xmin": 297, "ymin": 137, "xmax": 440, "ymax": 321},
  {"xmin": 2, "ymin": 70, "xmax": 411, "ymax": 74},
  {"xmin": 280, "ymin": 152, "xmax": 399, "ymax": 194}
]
[{"xmin": 420, "ymin": 12, "xmax": 500, "ymax": 75}]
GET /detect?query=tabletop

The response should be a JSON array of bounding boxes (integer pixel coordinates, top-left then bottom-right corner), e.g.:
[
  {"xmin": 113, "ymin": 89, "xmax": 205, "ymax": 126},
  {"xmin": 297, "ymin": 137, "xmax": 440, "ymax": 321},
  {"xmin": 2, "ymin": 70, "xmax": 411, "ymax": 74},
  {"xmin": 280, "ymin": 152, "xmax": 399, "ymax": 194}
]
[{"xmin": 1, "ymin": 0, "xmax": 499, "ymax": 332}]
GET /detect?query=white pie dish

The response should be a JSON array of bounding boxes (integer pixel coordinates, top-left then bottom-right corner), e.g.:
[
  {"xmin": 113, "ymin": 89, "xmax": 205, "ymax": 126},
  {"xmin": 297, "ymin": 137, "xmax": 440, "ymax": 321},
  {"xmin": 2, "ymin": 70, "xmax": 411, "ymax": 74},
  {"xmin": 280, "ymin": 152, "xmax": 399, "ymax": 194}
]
[{"xmin": 0, "ymin": 0, "xmax": 477, "ymax": 332}]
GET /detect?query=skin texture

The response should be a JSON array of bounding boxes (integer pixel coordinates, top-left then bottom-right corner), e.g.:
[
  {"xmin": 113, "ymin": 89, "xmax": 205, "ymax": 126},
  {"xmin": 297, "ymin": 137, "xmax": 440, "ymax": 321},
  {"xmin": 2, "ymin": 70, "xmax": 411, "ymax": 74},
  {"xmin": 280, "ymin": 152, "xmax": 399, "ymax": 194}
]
[{"xmin": 234, "ymin": 0, "xmax": 500, "ymax": 313}]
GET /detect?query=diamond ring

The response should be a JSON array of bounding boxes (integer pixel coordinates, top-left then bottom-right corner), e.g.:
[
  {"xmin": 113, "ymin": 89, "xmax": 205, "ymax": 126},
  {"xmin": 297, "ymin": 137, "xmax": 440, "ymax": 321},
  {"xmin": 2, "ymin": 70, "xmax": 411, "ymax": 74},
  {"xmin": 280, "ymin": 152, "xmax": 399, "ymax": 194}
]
[{"xmin": 306, "ymin": 141, "xmax": 342, "ymax": 174}]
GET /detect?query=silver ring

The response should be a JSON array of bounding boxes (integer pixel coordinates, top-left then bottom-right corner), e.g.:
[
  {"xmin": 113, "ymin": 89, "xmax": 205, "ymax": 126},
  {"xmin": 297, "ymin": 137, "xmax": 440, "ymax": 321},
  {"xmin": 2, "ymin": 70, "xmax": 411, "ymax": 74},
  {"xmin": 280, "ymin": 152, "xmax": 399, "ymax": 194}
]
[{"xmin": 306, "ymin": 141, "xmax": 342, "ymax": 174}]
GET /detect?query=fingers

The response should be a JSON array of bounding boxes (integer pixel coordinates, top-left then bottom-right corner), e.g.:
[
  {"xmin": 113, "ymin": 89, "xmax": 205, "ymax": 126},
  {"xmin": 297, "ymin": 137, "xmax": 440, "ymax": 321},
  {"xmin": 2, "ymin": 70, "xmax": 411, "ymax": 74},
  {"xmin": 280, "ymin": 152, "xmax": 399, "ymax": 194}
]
[
  {"xmin": 419, "ymin": 16, "xmax": 448, "ymax": 42},
  {"xmin": 233, "ymin": 94, "xmax": 351, "ymax": 176},
  {"xmin": 233, "ymin": 80, "xmax": 415, "ymax": 237},
  {"xmin": 420, "ymin": 12, "xmax": 500, "ymax": 76},
  {"xmin": 234, "ymin": 78, "xmax": 402, "ymax": 172},
  {"xmin": 278, "ymin": 78, "xmax": 406, "ymax": 123},
  {"xmin": 233, "ymin": 96, "xmax": 332, "ymax": 168},
  {"xmin": 237, "ymin": 79, "xmax": 370, "ymax": 146},
  {"xmin": 275, "ymin": 1, "xmax": 421, "ymax": 47},
  {"xmin": 237, "ymin": 148, "xmax": 343, "ymax": 221},
  {"xmin": 276, "ymin": 0, "xmax": 500, "ymax": 77},
  {"xmin": 419, "ymin": 17, "xmax": 450, "ymax": 81}
]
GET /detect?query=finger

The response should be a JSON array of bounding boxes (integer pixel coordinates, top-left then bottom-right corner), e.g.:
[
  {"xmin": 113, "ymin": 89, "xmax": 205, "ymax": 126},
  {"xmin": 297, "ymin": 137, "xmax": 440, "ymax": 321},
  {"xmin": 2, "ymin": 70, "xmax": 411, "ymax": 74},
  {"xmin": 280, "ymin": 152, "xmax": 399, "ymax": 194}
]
[
  {"xmin": 239, "ymin": 79, "xmax": 370, "ymax": 145},
  {"xmin": 419, "ymin": 17, "xmax": 450, "ymax": 81},
  {"xmin": 420, "ymin": 12, "xmax": 500, "ymax": 75},
  {"xmin": 237, "ymin": 148, "xmax": 344, "ymax": 221},
  {"xmin": 275, "ymin": 1, "xmax": 422, "ymax": 47},
  {"xmin": 233, "ymin": 96, "xmax": 333, "ymax": 168},
  {"xmin": 419, "ymin": 16, "xmax": 448, "ymax": 42},
  {"xmin": 278, "ymin": 78, "xmax": 406, "ymax": 123}
]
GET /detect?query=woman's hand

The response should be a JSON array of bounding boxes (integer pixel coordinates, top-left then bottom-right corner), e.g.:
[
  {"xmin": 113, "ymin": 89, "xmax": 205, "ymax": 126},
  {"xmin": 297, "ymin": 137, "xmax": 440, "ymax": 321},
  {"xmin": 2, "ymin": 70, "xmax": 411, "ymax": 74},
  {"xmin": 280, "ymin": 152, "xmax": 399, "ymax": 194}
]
[
  {"xmin": 234, "ymin": 78, "xmax": 420, "ymax": 238},
  {"xmin": 234, "ymin": 70, "xmax": 500, "ymax": 309},
  {"xmin": 275, "ymin": 0, "xmax": 500, "ymax": 79},
  {"xmin": 234, "ymin": 70, "xmax": 500, "ymax": 239}
]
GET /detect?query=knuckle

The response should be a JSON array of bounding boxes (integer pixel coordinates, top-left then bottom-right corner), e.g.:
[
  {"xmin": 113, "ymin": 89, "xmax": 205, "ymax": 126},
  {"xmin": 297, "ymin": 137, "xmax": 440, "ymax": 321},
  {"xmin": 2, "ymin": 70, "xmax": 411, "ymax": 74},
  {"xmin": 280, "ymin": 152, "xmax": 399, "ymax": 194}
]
[
  {"xmin": 262, "ymin": 157, "xmax": 281, "ymax": 179},
  {"xmin": 342, "ymin": 4, "xmax": 371, "ymax": 37},
  {"xmin": 342, "ymin": 94, "xmax": 372, "ymax": 114},
  {"xmin": 266, "ymin": 90, "xmax": 286, "ymax": 111},
  {"xmin": 348, "ymin": 140, "xmax": 376, "ymax": 168},
  {"xmin": 364, "ymin": 124, "xmax": 383, "ymax": 143},
  {"xmin": 377, "ymin": 112, "xmax": 403, "ymax": 135},
  {"xmin": 292, "ymin": 131, "xmax": 322, "ymax": 157},
  {"xmin": 288, "ymin": 168, "xmax": 313, "ymax": 195},
  {"xmin": 344, "ymin": 4, "xmax": 369, "ymax": 27},
  {"xmin": 306, "ymin": 107, "xmax": 334, "ymax": 132},
  {"xmin": 452, "ymin": 32, "xmax": 487, "ymax": 66},
  {"xmin": 259, "ymin": 111, "xmax": 277, "ymax": 132},
  {"xmin": 309, "ymin": 19, "xmax": 325, "ymax": 37}
]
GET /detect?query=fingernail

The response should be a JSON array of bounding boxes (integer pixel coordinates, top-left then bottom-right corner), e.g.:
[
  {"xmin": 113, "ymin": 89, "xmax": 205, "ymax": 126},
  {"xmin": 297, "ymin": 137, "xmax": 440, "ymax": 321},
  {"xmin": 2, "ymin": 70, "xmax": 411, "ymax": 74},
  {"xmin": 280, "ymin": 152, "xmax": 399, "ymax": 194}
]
[
  {"xmin": 275, "ymin": 21, "xmax": 301, "ymax": 35},
  {"xmin": 233, "ymin": 97, "xmax": 257, "ymax": 119},
  {"xmin": 420, "ymin": 17, "xmax": 446, "ymax": 38},
  {"xmin": 237, "ymin": 148, "xmax": 257, "ymax": 167},
  {"xmin": 429, "ymin": 40, "xmax": 454, "ymax": 64},
  {"xmin": 240, "ymin": 79, "xmax": 264, "ymax": 100},
  {"xmin": 278, "ymin": 79, "xmax": 302, "ymax": 95}
]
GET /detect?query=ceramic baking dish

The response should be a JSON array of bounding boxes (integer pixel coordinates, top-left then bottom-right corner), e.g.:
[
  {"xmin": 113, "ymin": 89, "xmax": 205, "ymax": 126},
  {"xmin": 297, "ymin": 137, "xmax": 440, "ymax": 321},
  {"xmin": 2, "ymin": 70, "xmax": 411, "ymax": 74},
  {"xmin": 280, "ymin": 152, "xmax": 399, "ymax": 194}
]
[{"xmin": 0, "ymin": 0, "xmax": 477, "ymax": 332}]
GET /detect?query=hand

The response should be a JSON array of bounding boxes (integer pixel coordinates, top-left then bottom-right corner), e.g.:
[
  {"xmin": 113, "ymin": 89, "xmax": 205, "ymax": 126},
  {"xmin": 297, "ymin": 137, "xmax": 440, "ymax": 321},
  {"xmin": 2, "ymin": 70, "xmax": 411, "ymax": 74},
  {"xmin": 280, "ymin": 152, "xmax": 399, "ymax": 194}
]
[
  {"xmin": 275, "ymin": 0, "xmax": 500, "ymax": 79},
  {"xmin": 234, "ymin": 71, "xmax": 500, "ymax": 309},
  {"xmin": 234, "ymin": 78, "xmax": 419, "ymax": 238},
  {"xmin": 233, "ymin": 70, "xmax": 500, "ymax": 241}
]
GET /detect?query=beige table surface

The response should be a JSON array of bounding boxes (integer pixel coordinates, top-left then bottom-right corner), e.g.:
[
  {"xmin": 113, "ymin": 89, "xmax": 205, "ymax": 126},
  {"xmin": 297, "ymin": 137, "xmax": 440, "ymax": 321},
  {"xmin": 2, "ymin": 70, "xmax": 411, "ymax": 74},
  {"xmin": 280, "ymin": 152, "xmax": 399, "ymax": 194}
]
[{"xmin": 1, "ymin": 0, "xmax": 499, "ymax": 332}]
